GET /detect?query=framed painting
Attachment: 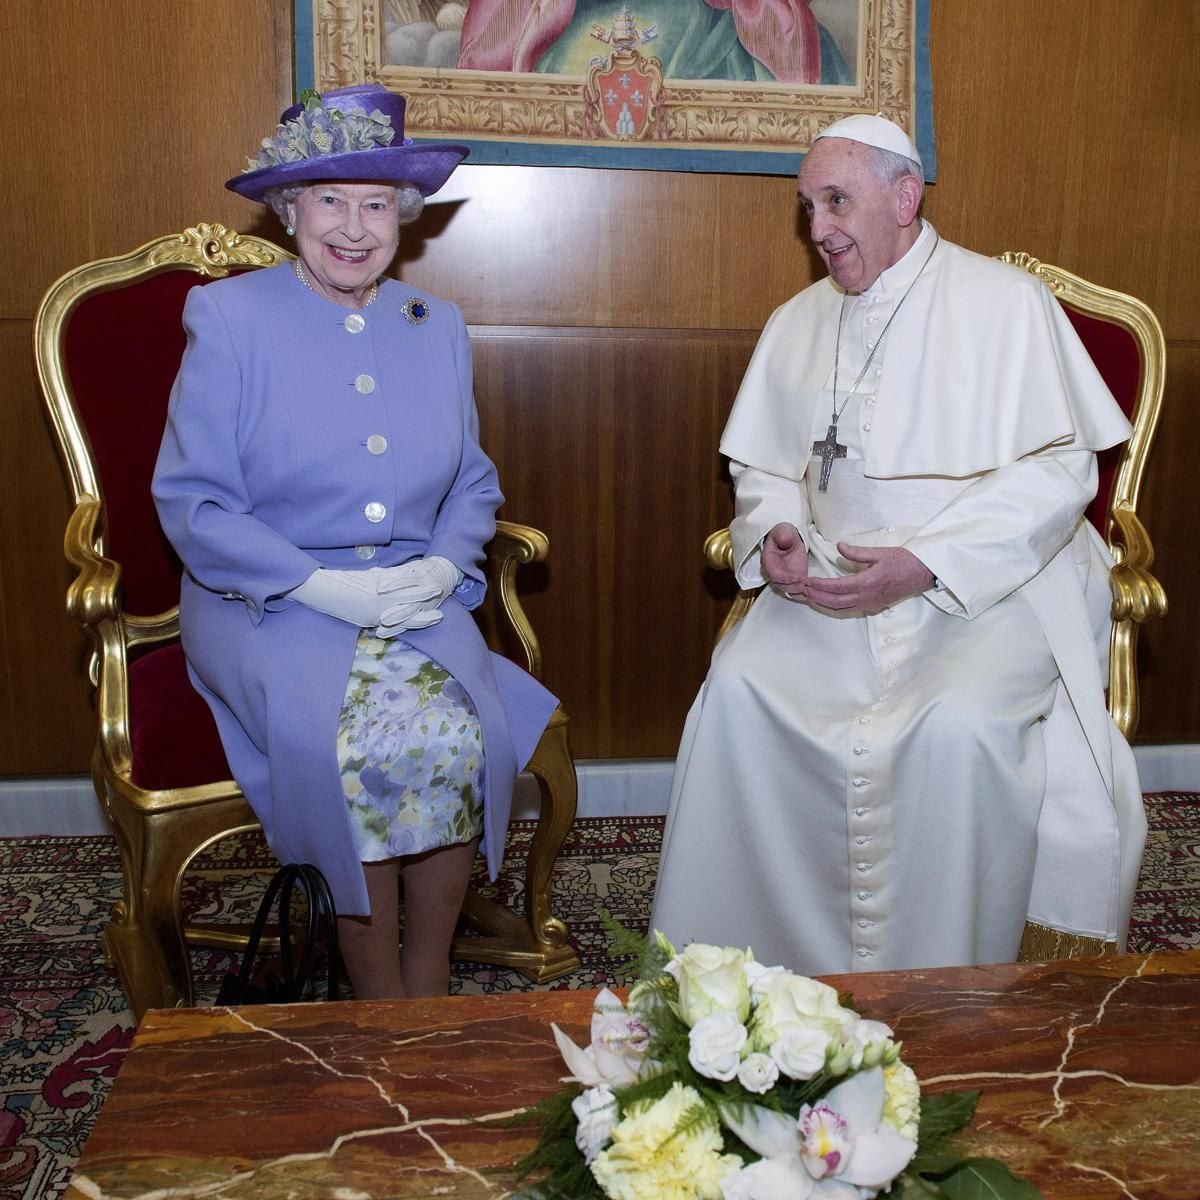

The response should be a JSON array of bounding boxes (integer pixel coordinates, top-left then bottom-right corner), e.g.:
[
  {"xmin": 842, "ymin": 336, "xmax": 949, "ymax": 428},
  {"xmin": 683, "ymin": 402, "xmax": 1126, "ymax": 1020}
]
[{"xmin": 297, "ymin": 0, "xmax": 935, "ymax": 178}]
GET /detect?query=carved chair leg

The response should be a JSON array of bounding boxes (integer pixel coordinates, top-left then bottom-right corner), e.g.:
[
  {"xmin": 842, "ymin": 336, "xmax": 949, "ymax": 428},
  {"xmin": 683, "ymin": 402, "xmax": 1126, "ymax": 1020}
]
[
  {"xmin": 522, "ymin": 707, "xmax": 577, "ymax": 956},
  {"xmin": 452, "ymin": 708, "xmax": 580, "ymax": 980},
  {"xmin": 99, "ymin": 779, "xmax": 257, "ymax": 1019}
]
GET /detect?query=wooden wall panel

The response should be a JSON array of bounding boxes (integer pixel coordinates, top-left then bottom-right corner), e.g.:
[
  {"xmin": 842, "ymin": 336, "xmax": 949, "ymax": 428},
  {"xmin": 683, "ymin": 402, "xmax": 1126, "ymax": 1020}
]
[
  {"xmin": 393, "ymin": 165, "xmax": 814, "ymax": 330},
  {"xmin": 1137, "ymin": 345, "xmax": 1200, "ymax": 741},
  {"xmin": 472, "ymin": 329, "xmax": 752, "ymax": 758},
  {"xmin": 0, "ymin": 323, "xmax": 95, "ymax": 773},
  {"xmin": 3, "ymin": 0, "xmax": 1198, "ymax": 777},
  {"xmin": 1, "ymin": 1, "xmax": 290, "ymax": 318}
]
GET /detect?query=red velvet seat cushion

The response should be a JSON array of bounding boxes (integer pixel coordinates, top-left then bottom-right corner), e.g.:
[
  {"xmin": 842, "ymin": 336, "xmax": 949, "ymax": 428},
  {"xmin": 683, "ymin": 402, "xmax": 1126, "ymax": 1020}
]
[{"xmin": 127, "ymin": 644, "xmax": 233, "ymax": 790}]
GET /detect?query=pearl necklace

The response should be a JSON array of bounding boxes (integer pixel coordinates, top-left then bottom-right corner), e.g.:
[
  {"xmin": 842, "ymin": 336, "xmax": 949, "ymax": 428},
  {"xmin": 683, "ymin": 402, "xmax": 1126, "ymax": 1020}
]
[{"xmin": 293, "ymin": 258, "xmax": 378, "ymax": 308}]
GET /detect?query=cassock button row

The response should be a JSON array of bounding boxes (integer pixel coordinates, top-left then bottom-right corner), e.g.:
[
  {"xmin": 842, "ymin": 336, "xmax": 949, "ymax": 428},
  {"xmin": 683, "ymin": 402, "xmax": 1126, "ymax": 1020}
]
[
  {"xmin": 856, "ymin": 862, "xmax": 872, "ymax": 872},
  {"xmin": 355, "ymin": 374, "xmax": 376, "ymax": 394},
  {"xmin": 355, "ymin": 545, "xmax": 376, "ymax": 560},
  {"xmin": 857, "ymin": 890, "xmax": 873, "ymax": 900},
  {"xmin": 852, "ymin": 776, "xmax": 868, "ymax": 788},
  {"xmin": 856, "ymin": 948, "xmax": 872, "ymax": 958},
  {"xmin": 855, "ymin": 836, "xmax": 870, "ymax": 845},
  {"xmin": 853, "ymin": 745, "xmax": 869, "ymax": 755},
  {"xmin": 344, "ymin": 313, "xmax": 366, "ymax": 333},
  {"xmin": 366, "ymin": 434, "xmax": 388, "ymax": 455},
  {"xmin": 364, "ymin": 502, "xmax": 387, "ymax": 523},
  {"xmin": 854, "ymin": 806, "xmax": 869, "ymax": 817}
]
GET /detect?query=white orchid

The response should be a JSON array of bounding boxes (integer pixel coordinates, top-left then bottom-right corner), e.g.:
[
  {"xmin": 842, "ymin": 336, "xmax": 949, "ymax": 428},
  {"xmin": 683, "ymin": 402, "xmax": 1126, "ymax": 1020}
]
[
  {"xmin": 551, "ymin": 988, "xmax": 651, "ymax": 1088},
  {"xmin": 720, "ymin": 1066, "xmax": 917, "ymax": 1199}
]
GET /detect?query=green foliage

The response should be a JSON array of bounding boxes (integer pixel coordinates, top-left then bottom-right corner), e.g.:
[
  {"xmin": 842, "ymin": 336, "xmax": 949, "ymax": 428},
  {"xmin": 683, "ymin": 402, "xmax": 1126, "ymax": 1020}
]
[
  {"xmin": 599, "ymin": 911, "xmax": 668, "ymax": 985},
  {"xmin": 925, "ymin": 1158, "xmax": 1044, "ymax": 1199},
  {"xmin": 513, "ymin": 1088, "xmax": 606, "ymax": 1199},
  {"xmin": 897, "ymin": 1091, "xmax": 1041, "ymax": 1200}
]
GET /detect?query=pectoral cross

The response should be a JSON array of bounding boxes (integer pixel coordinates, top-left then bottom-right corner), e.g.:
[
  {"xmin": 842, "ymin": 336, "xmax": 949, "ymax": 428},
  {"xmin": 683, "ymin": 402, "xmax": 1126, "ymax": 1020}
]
[{"xmin": 811, "ymin": 423, "xmax": 847, "ymax": 493}]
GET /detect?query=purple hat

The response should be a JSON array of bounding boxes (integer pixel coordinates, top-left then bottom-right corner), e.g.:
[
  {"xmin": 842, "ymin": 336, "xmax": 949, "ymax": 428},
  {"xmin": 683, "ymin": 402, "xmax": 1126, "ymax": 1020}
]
[{"xmin": 226, "ymin": 84, "xmax": 468, "ymax": 202}]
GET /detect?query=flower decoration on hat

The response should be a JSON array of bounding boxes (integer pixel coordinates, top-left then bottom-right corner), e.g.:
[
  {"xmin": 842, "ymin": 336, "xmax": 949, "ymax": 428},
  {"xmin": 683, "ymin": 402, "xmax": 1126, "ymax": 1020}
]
[{"xmin": 245, "ymin": 89, "xmax": 409, "ymax": 174}]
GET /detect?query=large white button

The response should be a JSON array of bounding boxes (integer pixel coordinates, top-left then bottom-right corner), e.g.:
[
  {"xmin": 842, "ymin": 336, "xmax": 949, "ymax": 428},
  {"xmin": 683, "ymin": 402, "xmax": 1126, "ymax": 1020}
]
[
  {"xmin": 355, "ymin": 374, "xmax": 376, "ymax": 394},
  {"xmin": 366, "ymin": 434, "xmax": 388, "ymax": 455},
  {"xmin": 853, "ymin": 745, "xmax": 868, "ymax": 756},
  {"xmin": 857, "ymin": 890, "xmax": 873, "ymax": 900},
  {"xmin": 355, "ymin": 545, "xmax": 376, "ymax": 560},
  {"xmin": 854, "ymin": 806, "xmax": 869, "ymax": 817},
  {"xmin": 857, "ymin": 948, "xmax": 871, "ymax": 958},
  {"xmin": 344, "ymin": 313, "xmax": 366, "ymax": 333},
  {"xmin": 863, "ymin": 422, "xmax": 872, "ymax": 432},
  {"xmin": 856, "ymin": 862, "xmax": 872, "ymax": 872},
  {"xmin": 364, "ymin": 502, "xmax": 387, "ymax": 523},
  {"xmin": 852, "ymin": 776, "xmax": 868, "ymax": 788}
]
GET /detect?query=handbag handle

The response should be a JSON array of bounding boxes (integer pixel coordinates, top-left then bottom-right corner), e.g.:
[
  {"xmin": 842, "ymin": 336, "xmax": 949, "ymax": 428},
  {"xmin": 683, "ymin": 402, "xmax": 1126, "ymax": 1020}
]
[{"xmin": 226, "ymin": 863, "xmax": 340, "ymax": 1004}]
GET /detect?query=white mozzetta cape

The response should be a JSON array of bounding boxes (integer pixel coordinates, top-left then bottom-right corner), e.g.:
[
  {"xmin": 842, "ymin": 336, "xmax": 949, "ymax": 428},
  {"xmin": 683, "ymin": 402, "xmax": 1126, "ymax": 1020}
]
[{"xmin": 722, "ymin": 238, "xmax": 1132, "ymax": 481}]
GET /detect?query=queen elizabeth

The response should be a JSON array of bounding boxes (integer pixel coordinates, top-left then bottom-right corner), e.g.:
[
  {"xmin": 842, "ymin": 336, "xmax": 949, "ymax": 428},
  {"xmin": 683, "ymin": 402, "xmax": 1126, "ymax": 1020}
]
[{"xmin": 152, "ymin": 84, "xmax": 557, "ymax": 998}]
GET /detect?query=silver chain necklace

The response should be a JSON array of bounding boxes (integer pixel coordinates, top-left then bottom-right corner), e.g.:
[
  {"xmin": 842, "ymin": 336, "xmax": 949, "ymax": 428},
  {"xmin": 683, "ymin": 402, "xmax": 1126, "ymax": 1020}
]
[
  {"xmin": 811, "ymin": 233, "xmax": 940, "ymax": 492},
  {"xmin": 293, "ymin": 258, "xmax": 378, "ymax": 308}
]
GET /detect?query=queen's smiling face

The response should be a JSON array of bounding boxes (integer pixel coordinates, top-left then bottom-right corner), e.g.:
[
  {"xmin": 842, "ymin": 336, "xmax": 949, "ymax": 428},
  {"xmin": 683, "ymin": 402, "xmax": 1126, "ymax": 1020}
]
[{"xmin": 287, "ymin": 181, "xmax": 401, "ymax": 308}]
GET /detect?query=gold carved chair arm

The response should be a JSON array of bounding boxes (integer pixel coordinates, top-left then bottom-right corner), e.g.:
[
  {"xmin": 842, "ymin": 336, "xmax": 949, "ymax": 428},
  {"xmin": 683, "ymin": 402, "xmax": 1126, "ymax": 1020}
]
[
  {"xmin": 1107, "ymin": 502, "xmax": 1167, "ymax": 740},
  {"xmin": 486, "ymin": 519, "xmax": 549, "ymax": 679},
  {"xmin": 64, "ymin": 496, "xmax": 121, "ymax": 631},
  {"xmin": 705, "ymin": 527, "xmax": 762, "ymax": 644}
]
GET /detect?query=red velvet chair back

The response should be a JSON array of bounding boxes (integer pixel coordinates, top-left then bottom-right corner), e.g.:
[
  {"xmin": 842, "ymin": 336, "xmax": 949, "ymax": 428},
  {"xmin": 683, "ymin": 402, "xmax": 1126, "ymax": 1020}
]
[
  {"xmin": 63, "ymin": 273, "xmax": 205, "ymax": 616},
  {"xmin": 1061, "ymin": 305, "xmax": 1142, "ymax": 534}
]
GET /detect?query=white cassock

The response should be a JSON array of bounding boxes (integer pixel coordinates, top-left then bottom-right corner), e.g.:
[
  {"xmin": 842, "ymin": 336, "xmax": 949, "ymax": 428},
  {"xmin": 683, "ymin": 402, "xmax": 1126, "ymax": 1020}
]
[{"xmin": 650, "ymin": 224, "xmax": 1146, "ymax": 974}]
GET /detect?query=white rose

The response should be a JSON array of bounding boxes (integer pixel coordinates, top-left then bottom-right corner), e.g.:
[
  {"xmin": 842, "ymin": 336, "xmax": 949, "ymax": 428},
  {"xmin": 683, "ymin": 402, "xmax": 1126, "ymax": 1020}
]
[
  {"xmin": 671, "ymin": 943, "xmax": 753, "ymax": 1026},
  {"xmin": 847, "ymin": 1017, "xmax": 897, "ymax": 1069},
  {"xmin": 736, "ymin": 1052, "xmax": 780, "ymax": 1095},
  {"xmin": 572, "ymin": 1084, "xmax": 620, "ymax": 1162},
  {"xmin": 688, "ymin": 1011, "xmax": 748, "ymax": 1082},
  {"xmin": 770, "ymin": 1024, "xmax": 831, "ymax": 1081},
  {"xmin": 742, "ymin": 960, "xmax": 787, "ymax": 1003}
]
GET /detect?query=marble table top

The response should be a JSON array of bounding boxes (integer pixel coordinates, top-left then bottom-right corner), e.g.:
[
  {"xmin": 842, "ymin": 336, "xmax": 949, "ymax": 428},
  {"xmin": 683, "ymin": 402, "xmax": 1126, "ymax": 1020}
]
[{"xmin": 67, "ymin": 950, "xmax": 1200, "ymax": 1199}]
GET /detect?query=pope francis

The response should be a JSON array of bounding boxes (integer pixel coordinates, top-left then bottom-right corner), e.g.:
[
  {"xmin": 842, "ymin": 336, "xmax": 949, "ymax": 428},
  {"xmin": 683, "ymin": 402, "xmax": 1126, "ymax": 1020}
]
[{"xmin": 649, "ymin": 114, "xmax": 1145, "ymax": 974}]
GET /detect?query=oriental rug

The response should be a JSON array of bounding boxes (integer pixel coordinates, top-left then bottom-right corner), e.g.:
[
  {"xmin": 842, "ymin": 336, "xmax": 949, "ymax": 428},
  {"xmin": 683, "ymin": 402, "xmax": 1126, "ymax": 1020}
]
[{"xmin": 2, "ymin": 795, "xmax": 1197, "ymax": 1200}]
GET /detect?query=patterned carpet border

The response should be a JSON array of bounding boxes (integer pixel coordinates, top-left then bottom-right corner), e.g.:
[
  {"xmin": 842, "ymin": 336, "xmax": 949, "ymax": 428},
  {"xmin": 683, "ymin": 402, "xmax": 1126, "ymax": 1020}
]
[{"xmin": 1, "ymin": 797, "xmax": 1197, "ymax": 1199}]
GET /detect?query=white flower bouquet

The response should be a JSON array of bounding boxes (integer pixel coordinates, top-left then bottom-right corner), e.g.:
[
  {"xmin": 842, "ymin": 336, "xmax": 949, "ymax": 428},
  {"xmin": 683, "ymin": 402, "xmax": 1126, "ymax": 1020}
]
[{"xmin": 517, "ymin": 929, "xmax": 1040, "ymax": 1200}]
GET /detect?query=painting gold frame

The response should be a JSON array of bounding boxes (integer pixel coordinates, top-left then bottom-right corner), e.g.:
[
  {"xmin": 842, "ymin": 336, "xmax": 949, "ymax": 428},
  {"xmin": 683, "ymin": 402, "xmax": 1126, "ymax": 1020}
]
[{"xmin": 303, "ymin": 0, "xmax": 934, "ymax": 175}]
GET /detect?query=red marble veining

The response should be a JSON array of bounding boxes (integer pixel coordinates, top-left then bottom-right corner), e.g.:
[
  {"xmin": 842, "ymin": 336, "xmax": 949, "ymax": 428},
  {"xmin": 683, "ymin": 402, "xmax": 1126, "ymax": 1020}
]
[{"xmin": 66, "ymin": 951, "xmax": 1200, "ymax": 1199}]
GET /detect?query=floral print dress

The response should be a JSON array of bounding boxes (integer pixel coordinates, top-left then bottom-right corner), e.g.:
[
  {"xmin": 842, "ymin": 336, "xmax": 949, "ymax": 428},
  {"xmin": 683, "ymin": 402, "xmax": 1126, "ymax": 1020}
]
[{"xmin": 336, "ymin": 632, "xmax": 484, "ymax": 862}]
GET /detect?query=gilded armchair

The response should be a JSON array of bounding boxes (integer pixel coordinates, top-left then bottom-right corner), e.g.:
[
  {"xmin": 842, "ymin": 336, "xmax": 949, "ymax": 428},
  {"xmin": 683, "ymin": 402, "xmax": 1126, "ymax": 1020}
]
[
  {"xmin": 35, "ymin": 223, "xmax": 579, "ymax": 1018},
  {"xmin": 705, "ymin": 252, "xmax": 1167, "ymax": 961}
]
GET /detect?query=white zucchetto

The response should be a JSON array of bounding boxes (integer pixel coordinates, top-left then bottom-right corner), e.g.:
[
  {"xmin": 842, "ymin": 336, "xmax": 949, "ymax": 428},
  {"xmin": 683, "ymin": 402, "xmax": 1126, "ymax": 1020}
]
[{"xmin": 814, "ymin": 113, "xmax": 922, "ymax": 172}]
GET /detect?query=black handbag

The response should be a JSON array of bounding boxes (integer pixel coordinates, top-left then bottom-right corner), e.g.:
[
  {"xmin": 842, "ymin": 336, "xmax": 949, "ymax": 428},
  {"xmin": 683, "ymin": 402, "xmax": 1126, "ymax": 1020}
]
[{"xmin": 215, "ymin": 862, "xmax": 341, "ymax": 1004}]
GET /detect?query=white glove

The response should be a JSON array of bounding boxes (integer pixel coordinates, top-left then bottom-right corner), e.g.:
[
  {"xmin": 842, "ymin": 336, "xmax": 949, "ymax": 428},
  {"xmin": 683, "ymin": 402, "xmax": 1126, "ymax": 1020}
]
[
  {"xmin": 376, "ymin": 556, "xmax": 462, "ymax": 602},
  {"xmin": 289, "ymin": 567, "xmax": 393, "ymax": 628},
  {"xmin": 374, "ymin": 556, "xmax": 463, "ymax": 638}
]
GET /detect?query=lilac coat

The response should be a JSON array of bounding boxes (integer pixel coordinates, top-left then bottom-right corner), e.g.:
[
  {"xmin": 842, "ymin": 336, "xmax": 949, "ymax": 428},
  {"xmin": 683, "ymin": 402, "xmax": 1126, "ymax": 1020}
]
[{"xmin": 152, "ymin": 264, "xmax": 558, "ymax": 915}]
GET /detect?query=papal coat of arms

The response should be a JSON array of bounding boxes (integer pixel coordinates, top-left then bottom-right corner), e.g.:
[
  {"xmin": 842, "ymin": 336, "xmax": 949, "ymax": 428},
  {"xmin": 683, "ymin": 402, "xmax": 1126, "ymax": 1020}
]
[{"xmin": 582, "ymin": 6, "xmax": 666, "ymax": 141}]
